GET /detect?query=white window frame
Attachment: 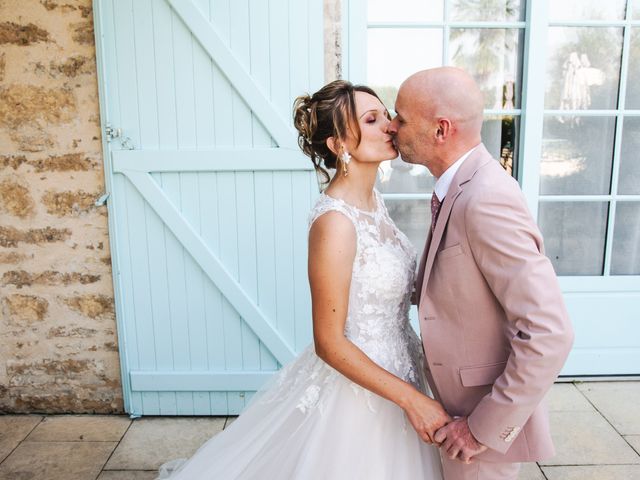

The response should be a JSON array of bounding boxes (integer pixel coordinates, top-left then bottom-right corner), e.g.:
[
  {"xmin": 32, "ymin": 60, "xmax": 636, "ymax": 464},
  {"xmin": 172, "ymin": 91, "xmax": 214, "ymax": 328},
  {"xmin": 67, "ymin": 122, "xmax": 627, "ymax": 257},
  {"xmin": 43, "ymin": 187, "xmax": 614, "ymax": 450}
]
[{"xmin": 343, "ymin": 0, "xmax": 640, "ymax": 290}]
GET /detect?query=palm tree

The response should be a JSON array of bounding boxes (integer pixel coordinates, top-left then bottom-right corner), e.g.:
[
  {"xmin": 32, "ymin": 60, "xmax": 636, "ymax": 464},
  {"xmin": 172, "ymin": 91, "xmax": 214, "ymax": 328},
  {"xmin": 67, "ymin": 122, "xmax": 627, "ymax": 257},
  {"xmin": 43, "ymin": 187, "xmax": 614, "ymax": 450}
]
[{"xmin": 449, "ymin": 0, "xmax": 520, "ymax": 108}]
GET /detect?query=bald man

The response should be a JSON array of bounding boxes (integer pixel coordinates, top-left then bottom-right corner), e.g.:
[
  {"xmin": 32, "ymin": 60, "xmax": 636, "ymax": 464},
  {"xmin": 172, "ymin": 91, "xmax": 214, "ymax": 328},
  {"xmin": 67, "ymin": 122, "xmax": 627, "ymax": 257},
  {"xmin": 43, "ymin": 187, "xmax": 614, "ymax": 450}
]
[{"xmin": 388, "ymin": 67, "xmax": 574, "ymax": 480}]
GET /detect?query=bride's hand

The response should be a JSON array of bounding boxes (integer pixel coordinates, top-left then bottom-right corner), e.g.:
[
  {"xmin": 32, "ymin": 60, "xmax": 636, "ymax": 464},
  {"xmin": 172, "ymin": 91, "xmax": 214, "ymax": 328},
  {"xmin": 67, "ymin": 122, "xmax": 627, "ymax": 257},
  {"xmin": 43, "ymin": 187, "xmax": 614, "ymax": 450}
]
[{"xmin": 401, "ymin": 391, "xmax": 451, "ymax": 444}]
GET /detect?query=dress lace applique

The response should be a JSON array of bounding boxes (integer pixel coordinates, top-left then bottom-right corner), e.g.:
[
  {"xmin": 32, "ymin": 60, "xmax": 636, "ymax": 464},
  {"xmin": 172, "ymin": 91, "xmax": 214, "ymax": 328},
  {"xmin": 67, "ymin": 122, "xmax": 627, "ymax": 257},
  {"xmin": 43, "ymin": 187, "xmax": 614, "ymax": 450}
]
[{"xmin": 302, "ymin": 190, "xmax": 425, "ymax": 403}]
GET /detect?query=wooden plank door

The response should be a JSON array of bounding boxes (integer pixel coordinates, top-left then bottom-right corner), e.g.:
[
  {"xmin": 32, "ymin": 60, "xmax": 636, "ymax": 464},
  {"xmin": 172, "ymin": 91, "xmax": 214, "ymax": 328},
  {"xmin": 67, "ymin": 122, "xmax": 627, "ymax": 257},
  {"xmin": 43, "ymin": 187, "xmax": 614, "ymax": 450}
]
[{"xmin": 93, "ymin": 0, "xmax": 323, "ymax": 415}]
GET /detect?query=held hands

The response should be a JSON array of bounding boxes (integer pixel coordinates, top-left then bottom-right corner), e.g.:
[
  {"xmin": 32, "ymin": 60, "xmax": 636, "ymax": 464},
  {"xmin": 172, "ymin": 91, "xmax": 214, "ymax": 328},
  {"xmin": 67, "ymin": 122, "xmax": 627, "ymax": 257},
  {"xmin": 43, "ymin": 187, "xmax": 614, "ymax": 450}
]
[
  {"xmin": 434, "ymin": 416, "xmax": 487, "ymax": 463},
  {"xmin": 402, "ymin": 392, "xmax": 451, "ymax": 444}
]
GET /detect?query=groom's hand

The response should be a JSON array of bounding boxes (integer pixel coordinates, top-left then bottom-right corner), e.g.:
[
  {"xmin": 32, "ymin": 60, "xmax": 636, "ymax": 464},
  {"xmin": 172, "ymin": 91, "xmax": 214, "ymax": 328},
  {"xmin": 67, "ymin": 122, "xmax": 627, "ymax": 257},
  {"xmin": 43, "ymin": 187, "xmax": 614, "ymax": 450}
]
[{"xmin": 434, "ymin": 416, "xmax": 487, "ymax": 463}]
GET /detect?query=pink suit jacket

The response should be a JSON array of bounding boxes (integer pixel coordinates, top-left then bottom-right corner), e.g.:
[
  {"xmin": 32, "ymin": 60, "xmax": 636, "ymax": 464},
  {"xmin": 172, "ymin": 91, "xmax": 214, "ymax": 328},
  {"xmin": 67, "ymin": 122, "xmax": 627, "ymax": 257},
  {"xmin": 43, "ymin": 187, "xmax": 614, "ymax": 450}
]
[{"xmin": 415, "ymin": 144, "xmax": 574, "ymax": 463}]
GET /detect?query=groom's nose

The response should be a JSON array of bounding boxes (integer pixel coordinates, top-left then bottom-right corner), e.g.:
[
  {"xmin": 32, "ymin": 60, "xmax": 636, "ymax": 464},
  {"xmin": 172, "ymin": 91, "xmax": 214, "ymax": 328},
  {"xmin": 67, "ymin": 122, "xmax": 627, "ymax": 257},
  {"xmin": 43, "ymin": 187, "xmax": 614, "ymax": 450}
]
[{"xmin": 386, "ymin": 118, "xmax": 397, "ymax": 135}]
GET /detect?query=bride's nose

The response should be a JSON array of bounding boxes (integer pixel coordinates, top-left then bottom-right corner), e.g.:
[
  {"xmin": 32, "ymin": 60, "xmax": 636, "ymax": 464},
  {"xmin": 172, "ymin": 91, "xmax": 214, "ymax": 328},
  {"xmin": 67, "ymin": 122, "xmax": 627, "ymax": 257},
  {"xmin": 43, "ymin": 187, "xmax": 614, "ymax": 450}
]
[{"xmin": 385, "ymin": 118, "xmax": 396, "ymax": 135}]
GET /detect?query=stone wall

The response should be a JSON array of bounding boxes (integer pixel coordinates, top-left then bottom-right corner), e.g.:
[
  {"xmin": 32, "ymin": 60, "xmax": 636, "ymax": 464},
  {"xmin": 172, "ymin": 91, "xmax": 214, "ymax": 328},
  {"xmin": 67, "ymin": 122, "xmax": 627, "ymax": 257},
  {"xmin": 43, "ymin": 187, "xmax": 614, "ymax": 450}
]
[
  {"xmin": 0, "ymin": 0, "xmax": 122, "ymax": 413},
  {"xmin": 0, "ymin": 0, "xmax": 343, "ymax": 414},
  {"xmin": 324, "ymin": 0, "xmax": 342, "ymax": 82}
]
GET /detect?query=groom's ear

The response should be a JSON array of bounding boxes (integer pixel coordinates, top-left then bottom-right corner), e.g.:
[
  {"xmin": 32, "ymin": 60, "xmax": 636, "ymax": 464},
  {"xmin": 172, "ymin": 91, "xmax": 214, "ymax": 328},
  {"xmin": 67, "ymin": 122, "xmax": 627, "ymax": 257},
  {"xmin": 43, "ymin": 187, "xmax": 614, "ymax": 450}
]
[
  {"xmin": 326, "ymin": 136, "xmax": 338, "ymax": 155},
  {"xmin": 435, "ymin": 118, "xmax": 452, "ymax": 143}
]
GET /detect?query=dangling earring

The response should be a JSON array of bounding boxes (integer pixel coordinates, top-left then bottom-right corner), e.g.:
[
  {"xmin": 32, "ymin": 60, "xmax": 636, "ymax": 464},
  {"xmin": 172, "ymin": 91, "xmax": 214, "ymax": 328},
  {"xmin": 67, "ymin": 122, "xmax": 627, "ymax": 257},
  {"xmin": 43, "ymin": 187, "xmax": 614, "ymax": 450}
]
[{"xmin": 341, "ymin": 150, "xmax": 351, "ymax": 176}]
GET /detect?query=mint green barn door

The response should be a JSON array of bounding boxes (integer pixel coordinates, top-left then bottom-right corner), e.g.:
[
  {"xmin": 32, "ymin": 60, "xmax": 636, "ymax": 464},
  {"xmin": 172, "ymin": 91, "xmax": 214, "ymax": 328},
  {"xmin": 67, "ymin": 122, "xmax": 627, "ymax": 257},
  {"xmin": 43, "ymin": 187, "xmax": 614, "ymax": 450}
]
[{"xmin": 93, "ymin": 0, "xmax": 323, "ymax": 415}]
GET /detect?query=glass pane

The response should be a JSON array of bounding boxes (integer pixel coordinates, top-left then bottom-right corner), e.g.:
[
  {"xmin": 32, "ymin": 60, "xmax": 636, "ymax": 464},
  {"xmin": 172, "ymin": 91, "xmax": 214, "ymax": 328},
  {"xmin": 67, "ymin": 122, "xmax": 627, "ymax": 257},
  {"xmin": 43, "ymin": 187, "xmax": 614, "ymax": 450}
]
[
  {"xmin": 545, "ymin": 27, "xmax": 623, "ymax": 110},
  {"xmin": 540, "ymin": 115, "xmax": 615, "ymax": 195},
  {"xmin": 368, "ymin": 0, "xmax": 444, "ymax": 22},
  {"xmin": 625, "ymin": 29, "xmax": 640, "ymax": 109},
  {"xmin": 549, "ymin": 0, "xmax": 627, "ymax": 20},
  {"xmin": 368, "ymin": 29, "xmax": 443, "ymax": 111},
  {"xmin": 538, "ymin": 202, "xmax": 608, "ymax": 275},
  {"xmin": 450, "ymin": 0, "xmax": 525, "ymax": 21},
  {"xmin": 611, "ymin": 202, "xmax": 640, "ymax": 275},
  {"xmin": 482, "ymin": 115, "xmax": 519, "ymax": 177},
  {"xmin": 619, "ymin": 117, "xmax": 640, "ymax": 194},
  {"xmin": 633, "ymin": 0, "xmax": 640, "ymax": 18},
  {"xmin": 376, "ymin": 160, "xmax": 435, "ymax": 194},
  {"xmin": 385, "ymin": 199, "xmax": 430, "ymax": 253},
  {"xmin": 449, "ymin": 28, "xmax": 523, "ymax": 109}
]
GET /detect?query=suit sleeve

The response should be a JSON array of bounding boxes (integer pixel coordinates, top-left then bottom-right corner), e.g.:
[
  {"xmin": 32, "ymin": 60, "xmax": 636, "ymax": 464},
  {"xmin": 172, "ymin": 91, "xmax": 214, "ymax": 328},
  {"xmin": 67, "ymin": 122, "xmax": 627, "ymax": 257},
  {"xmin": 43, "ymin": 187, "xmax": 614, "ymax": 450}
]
[{"xmin": 464, "ymin": 179, "xmax": 574, "ymax": 454}]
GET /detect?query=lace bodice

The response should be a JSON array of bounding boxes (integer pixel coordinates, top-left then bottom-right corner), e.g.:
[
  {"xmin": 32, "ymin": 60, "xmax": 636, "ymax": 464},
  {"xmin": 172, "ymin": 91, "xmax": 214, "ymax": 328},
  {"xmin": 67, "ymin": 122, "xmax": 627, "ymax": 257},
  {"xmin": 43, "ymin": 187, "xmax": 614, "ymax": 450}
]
[{"xmin": 308, "ymin": 190, "xmax": 423, "ymax": 385}]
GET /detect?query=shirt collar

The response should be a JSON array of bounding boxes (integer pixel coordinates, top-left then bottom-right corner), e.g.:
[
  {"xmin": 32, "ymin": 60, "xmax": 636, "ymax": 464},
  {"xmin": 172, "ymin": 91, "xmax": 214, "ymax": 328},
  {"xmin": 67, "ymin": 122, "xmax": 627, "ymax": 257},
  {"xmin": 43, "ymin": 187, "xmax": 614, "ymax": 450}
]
[{"xmin": 433, "ymin": 145, "xmax": 479, "ymax": 201}]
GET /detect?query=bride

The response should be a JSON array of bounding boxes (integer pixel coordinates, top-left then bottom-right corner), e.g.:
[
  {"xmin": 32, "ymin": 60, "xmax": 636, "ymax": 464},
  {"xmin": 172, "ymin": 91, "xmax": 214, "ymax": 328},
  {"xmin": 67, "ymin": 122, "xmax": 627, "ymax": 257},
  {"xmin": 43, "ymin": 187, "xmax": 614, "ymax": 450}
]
[{"xmin": 157, "ymin": 80, "xmax": 447, "ymax": 479}]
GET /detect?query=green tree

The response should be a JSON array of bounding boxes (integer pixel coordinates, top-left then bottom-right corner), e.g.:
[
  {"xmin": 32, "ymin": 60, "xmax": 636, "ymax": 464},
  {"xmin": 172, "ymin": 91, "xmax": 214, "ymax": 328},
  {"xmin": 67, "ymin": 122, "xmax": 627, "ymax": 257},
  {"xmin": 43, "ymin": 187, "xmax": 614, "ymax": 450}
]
[{"xmin": 450, "ymin": 0, "xmax": 519, "ymax": 108}]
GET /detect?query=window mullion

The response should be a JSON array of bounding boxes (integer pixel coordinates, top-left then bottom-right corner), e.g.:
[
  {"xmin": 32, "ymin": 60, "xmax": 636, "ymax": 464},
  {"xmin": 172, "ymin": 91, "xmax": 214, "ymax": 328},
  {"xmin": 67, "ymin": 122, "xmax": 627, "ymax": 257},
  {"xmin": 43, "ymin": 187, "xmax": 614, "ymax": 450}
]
[
  {"xmin": 519, "ymin": 0, "xmax": 549, "ymax": 218},
  {"xmin": 368, "ymin": 21, "xmax": 526, "ymax": 29},
  {"xmin": 443, "ymin": 0, "xmax": 450, "ymax": 65},
  {"xmin": 343, "ymin": 0, "xmax": 367, "ymax": 83},
  {"xmin": 603, "ymin": 14, "xmax": 632, "ymax": 275}
]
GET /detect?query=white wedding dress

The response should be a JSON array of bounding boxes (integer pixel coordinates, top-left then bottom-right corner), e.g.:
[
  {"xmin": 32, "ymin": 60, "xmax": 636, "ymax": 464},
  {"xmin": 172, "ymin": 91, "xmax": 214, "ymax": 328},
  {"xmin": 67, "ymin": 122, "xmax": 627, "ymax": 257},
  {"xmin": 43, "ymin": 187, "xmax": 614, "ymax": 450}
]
[{"xmin": 157, "ymin": 190, "xmax": 443, "ymax": 479}]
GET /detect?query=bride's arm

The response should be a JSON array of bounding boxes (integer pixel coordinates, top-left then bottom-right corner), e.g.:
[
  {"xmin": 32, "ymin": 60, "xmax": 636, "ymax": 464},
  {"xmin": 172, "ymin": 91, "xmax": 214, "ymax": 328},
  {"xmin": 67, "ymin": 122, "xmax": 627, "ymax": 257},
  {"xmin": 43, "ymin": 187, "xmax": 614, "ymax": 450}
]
[{"xmin": 308, "ymin": 211, "xmax": 450, "ymax": 443}]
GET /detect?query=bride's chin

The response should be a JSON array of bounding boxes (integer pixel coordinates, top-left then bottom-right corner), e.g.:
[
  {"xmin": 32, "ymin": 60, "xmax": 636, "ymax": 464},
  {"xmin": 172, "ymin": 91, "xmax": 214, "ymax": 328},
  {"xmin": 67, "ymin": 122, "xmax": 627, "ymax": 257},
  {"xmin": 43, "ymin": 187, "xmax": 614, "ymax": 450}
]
[{"xmin": 386, "ymin": 148, "xmax": 399, "ymax": 161}]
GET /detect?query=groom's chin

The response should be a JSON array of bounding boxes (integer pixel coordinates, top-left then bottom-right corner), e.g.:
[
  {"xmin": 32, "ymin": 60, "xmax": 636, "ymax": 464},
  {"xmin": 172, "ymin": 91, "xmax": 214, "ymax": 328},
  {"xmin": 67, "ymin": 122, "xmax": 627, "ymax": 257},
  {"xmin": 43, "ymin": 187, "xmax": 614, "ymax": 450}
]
[{"xmin": 398, "ymin": 154, "xmax": 417, "ymax": 165}]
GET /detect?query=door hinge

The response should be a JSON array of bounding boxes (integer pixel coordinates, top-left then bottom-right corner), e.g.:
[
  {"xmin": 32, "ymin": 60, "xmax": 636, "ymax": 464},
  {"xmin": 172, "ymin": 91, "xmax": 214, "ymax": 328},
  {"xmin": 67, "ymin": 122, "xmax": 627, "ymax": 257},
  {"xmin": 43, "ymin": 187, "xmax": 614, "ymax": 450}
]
[
  {"xmin": 104, "ymin": 123, "xmax": 135, "ymax": 150},
  {"xmin": 104, "ymin": 123, "xmax": 121, "ymax": 142}
]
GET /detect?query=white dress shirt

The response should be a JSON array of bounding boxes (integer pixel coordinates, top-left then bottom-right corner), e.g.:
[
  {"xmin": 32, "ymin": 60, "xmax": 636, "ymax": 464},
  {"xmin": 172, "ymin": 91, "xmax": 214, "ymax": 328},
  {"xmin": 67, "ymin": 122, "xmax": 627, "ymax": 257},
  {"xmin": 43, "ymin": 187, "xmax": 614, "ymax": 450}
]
[{"xmin": 433, "ymin": 145, "xmax": 480, "ymax": 201}]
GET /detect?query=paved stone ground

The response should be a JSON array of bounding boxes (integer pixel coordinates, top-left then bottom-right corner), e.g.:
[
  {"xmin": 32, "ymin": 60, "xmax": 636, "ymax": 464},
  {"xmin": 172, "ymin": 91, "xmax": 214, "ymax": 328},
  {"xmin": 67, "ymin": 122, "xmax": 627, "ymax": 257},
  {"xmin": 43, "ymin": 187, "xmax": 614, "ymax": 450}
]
[{"xmin": 0, "ymin": 382, "xmax": 638, "ymax": 479}]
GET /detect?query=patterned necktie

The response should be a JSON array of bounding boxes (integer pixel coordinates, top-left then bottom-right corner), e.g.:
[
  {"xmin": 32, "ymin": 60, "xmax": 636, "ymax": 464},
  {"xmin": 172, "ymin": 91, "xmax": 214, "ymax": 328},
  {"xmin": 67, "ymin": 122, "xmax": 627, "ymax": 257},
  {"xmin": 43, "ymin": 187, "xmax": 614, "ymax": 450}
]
[{"xmin": 430, "ymin": 191, "xmax": 442, "ymax": 233}]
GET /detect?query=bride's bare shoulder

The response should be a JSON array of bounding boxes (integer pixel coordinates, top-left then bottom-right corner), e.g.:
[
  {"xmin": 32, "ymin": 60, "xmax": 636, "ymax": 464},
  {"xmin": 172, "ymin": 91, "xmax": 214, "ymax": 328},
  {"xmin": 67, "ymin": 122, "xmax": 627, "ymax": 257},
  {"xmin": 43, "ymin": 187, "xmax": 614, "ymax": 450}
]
[{"xmin": 309, "ymin": 209, "xmax": 356, "ymax": 244}]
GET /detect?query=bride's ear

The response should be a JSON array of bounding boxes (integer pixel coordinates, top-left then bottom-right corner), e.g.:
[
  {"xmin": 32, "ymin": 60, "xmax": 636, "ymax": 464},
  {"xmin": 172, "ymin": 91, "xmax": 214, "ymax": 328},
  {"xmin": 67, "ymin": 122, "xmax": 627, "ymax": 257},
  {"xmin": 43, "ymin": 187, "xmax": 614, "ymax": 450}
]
[{"xmin": 326, "ymin": 136, "xmax": 338, "ymax": 155}]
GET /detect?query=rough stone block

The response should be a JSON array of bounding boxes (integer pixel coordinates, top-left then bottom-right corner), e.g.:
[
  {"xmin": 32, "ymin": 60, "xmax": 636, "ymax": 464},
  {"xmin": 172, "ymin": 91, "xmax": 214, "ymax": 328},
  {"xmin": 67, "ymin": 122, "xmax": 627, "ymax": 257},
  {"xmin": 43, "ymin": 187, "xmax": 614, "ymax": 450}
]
[
  {"xmin": 0, "ymin": 179, "xmax": 34, "ymax": 217},
  {"xmin": 0, "ymin": 22, "xmax": 50, "ymax": 46},
  {"xmin": 70, "ymin": 20, "xmax": 94, "ymax": 45},
  {"xmin": 63, "ymin": 294, "xmax": 114, "ymax": 319},
  {"xmin": 0, "ymin": 84, "xmax": 76, "ymax": 129},
  {"xmin": 0, "ymin": 154, "xmax": 27, "ymax": 170},
  {"xmin": 0, "ymin": 225, "xmax": 72, "ymax": 247},
  {"xmin": 1, "ymin": 270, "xmax": 100, "ymax": 288},
  {"xmin": 2, "ymin": 294, "xmax": 48, "ymax": 322},
  {"xmin": 30, "ymin": 152, "xmax": 96, "ymax": 172},
  {"xmin": 0, "ymin": 251, "xmax": 27, "ymax": 264},
  {"xmin": 50, "ymin": 55, "xmax": 95, "ymax": 78},
  {"xmin": 41, "ymin": 189, "xmax": 97, "ymax": 216}
]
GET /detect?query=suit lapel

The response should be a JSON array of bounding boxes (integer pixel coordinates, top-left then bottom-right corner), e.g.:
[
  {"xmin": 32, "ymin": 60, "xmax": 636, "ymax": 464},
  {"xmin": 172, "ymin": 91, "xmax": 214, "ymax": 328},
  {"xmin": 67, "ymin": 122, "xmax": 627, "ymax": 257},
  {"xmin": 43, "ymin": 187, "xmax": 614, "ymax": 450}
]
[
  {"xmin": 419, "ymin": 185, "xmax": 463, "ymax": 301},
  {"xmin": 415, "ymin": 229, "xmax": 432, "ymax": 303},
  {"xmin": 418, "ymin": 144, "xmax": 492, "ymax": 304}
]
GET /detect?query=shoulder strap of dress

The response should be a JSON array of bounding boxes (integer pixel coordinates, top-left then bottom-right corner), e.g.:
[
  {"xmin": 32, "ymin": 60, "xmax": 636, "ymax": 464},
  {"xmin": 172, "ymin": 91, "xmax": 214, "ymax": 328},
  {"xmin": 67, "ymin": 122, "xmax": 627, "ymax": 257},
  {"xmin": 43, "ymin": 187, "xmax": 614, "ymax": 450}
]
[
  {"xmin": 308, "ymin": 194, "xmax": 358, "ymax": 232},
  {"xmin": 373, "ymin": 188, "xmax": 390, "ymax": 217}
]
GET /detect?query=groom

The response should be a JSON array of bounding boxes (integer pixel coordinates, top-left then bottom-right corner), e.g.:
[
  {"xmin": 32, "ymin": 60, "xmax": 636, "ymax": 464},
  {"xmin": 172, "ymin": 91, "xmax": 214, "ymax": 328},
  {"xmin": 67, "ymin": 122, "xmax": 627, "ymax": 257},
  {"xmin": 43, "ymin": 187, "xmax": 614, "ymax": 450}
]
[{"xmin": 388, "ymin": 67, "xmax": 574, "ymax": 480}]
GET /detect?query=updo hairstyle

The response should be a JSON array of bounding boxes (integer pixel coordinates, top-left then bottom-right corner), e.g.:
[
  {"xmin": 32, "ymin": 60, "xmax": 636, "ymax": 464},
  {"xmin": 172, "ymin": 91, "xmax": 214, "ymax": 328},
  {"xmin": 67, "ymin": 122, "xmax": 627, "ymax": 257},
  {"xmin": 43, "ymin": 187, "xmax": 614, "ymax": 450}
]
[{"xmin": 293, "ymin": 80, "xmax": 385, "ymax": 185}]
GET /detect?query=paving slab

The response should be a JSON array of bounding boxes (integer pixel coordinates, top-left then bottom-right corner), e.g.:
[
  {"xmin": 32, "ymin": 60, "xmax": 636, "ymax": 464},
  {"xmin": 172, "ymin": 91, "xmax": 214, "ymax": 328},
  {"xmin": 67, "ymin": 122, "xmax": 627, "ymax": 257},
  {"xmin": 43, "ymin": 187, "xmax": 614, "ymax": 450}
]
[
  {"xmin": 0, "ymin": 441, "xmax": 116, "ymax": 480},
  {"xmin": 104, "ymin": 417, "xmax": 226, "ymax": 471},
  {"xmin": 26, "ymin": 415, "xmax": 132, "ymax": 442},
  {"xmin": 542, "ymin": 411, "xmax": 640, "ymax": 465},
  {"xmin": 576, "ymin": 382, "xmax": 640, "ymax": 435},
  {"xmin": 97, "ymin": 471, "xmax": 158, "ymax": 480},
  {"xmin": 542, "ymin": 464, "xmax": 640, "ymax": 479},
  {"xmin": 0, "ymin": 415, "xmax": 42, "ymax": 463},
  {"xmin": 625, "ymin": 435, "xmax": 640, "ymax": 455},
  {"xmin": 519, "ymin": 462, "xmax": 545, "ymax": 480},
  {"xmin": 546, "ymin": 383, "xmax": 595, "ymax": 412},
  {"xmin": 224, "ymin": 416, "xmax": 237, "ymax": 429}
]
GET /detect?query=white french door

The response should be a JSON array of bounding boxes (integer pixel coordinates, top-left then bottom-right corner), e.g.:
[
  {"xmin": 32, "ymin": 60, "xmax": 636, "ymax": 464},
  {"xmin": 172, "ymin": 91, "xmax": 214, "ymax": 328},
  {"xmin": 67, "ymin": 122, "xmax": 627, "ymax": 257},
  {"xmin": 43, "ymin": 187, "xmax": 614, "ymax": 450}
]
[{"xmin": 345, "ymin": 0, "xmax": 640, "ymax": 376}]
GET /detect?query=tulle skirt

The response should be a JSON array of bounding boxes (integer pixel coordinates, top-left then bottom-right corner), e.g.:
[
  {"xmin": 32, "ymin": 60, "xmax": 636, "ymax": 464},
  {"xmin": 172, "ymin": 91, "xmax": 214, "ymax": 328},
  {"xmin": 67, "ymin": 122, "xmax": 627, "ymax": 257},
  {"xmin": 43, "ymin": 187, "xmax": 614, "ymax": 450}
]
[{"xmin": 157, "ymin": 346, "xmax": 443, "ymax": 479}]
